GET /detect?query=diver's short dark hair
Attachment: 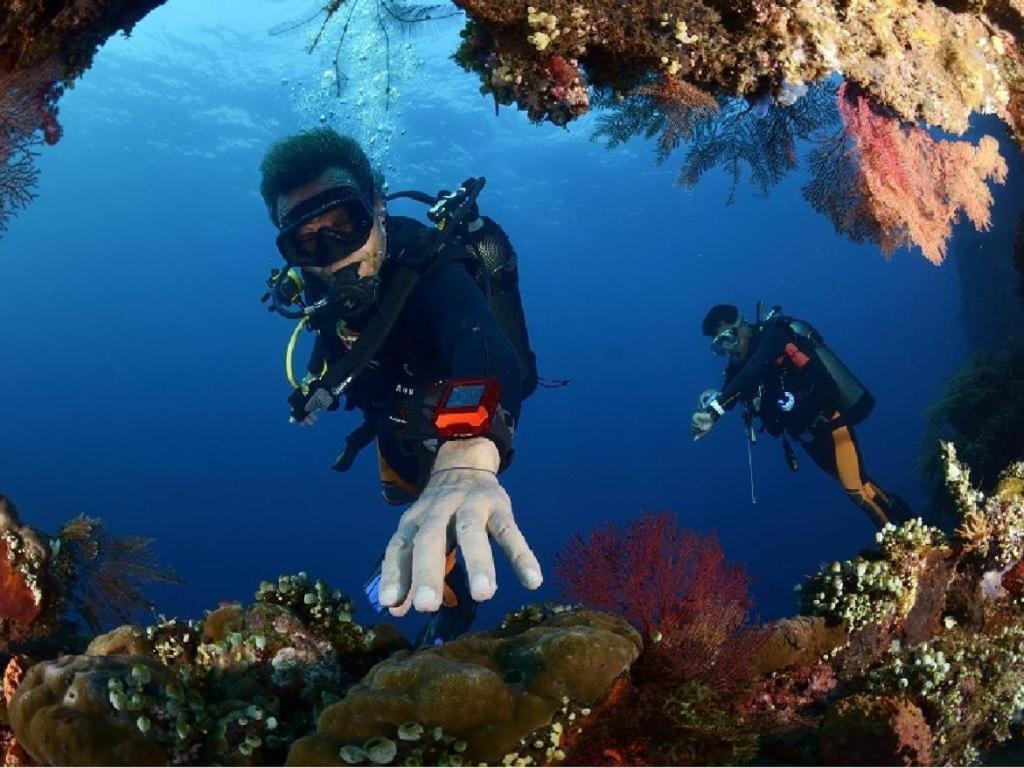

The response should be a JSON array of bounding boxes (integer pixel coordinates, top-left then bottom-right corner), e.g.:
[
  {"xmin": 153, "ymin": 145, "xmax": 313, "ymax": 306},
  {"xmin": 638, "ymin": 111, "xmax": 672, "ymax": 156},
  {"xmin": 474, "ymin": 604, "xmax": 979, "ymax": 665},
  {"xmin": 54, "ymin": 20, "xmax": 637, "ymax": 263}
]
[
  {"xmin": 702, "ymin": 304, "xmax": 740, "ymax": 336},
  {"xmin": 259, "ymin": 128, "xmax": 382, "ymax": 226}
]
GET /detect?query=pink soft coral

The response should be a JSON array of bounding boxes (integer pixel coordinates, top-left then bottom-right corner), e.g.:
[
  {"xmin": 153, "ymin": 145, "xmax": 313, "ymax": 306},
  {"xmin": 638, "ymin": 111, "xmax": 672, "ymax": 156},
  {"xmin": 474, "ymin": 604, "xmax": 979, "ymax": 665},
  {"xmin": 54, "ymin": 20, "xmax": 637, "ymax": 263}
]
[{"xmin": 839, "ymin": 83, "xmax": 1008, "ymax": 265}]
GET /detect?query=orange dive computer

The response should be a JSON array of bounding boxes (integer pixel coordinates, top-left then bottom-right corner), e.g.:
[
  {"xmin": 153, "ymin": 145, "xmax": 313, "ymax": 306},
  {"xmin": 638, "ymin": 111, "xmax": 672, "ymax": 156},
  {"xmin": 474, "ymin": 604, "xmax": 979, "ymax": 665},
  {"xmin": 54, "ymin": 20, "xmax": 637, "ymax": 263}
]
[{"xmin": 432, "ymin": 378, "xmax": 502, "ymax": 439}]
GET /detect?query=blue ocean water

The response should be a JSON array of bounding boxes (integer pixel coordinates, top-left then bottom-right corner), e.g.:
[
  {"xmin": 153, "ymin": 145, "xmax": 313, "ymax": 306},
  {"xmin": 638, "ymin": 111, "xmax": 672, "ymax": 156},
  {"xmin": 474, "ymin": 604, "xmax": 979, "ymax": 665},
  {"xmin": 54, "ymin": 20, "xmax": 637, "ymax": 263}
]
[{"xmin": 1, "ymin": 1, "xmax": 1022, "ymax": 639}]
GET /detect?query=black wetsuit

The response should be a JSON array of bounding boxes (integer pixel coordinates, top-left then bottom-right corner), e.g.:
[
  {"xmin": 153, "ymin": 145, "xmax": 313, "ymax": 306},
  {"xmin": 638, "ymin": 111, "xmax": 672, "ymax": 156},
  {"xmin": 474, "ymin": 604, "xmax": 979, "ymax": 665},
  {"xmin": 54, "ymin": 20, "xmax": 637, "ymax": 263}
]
[
  {"xmin": 302, "ymin": 215, "xmax": 524, "ymax": 502},
  {"xmin": 718, "ymin": 318, "xmax": 908, "ymax": 527}
]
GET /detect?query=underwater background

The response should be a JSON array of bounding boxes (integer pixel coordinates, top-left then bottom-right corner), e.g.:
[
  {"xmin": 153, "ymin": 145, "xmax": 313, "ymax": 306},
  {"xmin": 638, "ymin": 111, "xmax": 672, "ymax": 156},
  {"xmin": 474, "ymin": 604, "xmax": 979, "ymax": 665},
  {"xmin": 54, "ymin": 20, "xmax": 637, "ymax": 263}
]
[{"xmin": 1, "ymin": 0, "xmax": 1023, "ymax": 642}]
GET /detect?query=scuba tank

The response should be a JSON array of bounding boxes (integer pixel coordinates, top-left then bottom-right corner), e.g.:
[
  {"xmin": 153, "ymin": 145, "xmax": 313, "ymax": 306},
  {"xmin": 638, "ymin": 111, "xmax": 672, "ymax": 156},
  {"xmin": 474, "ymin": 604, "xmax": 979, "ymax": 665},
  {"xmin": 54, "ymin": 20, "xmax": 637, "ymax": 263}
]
[
  {"xmin": 787, "ymin": 318, "xmax": 875, "ymax": 425},
  {"xmin": 387, "ymin": 182, "xmax": 539, "ymax": 398},
  {"xmin": 755, "ymin": 300, "xmax": 875, "ymax": 426}
]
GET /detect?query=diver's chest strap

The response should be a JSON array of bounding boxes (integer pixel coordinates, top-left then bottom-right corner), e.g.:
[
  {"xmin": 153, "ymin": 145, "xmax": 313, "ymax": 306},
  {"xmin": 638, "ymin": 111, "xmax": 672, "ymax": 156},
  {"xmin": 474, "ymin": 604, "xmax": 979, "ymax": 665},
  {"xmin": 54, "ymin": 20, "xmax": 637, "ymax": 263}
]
[
  {"xmin": 319, "ymin": 248, "xmax": 473, "ymax": 397},
  {"xmin": 320, "ymin": 263, "xmax": 422, "ymax": 396}
]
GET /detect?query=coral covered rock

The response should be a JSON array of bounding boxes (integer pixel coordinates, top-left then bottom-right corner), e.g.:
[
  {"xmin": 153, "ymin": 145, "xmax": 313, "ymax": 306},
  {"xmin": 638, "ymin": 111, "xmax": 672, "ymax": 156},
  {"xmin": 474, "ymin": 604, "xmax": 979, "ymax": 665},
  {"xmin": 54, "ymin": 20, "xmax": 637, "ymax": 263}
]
[
  {"xmin": 819, "ymin": 694, "xmax": 933, "ymax": 766},
  {"xmin": 0, "ymin": 498, "xmax": 48, "ymax": 644},
  {"xmin": 752, "ymin": 616, "xmax": 848, "ymax": 675},
  {"xmin": 0, "ymin": 0, "xmax": 166, "ymax": 73},
  {"xmin": 9, "ymin": 654, "xmax": 171, "ymax": 766},
  {"xmin": 287, "ymin": 609, "xmax": 641, "ymax": 766},
  {"xmin": 452, "ymin": 0, "xmax": 1021, "ymax": 140}
]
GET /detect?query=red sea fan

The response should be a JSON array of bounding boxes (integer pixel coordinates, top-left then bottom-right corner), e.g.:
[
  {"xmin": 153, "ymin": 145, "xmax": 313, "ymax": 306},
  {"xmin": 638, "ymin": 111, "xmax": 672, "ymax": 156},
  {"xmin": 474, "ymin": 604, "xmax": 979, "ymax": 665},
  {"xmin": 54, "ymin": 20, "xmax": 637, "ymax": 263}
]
[{"xmin": 555, "ymin": 512, "xmax": 752, "ymax": 639}]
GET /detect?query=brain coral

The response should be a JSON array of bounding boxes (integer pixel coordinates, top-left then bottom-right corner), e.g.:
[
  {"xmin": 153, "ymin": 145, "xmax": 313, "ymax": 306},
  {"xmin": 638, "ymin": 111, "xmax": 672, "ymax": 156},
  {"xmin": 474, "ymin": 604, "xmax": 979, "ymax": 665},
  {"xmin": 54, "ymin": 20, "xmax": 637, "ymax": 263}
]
[{"xmin": 287, "ymin": 609, "xmax": 641, "ymax": 766}]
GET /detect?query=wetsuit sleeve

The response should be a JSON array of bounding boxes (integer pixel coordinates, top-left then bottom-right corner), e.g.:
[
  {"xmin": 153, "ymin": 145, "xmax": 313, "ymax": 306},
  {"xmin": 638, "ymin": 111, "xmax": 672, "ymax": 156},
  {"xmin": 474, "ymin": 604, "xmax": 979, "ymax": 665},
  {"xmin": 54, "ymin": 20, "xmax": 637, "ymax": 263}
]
[
  {"xmin": 405, "ymin": 261, "xmax": 524, "ymax": 461},
  {"xmin": 717, "ymin": 324, "xmax": 790, "ymax": 408}
]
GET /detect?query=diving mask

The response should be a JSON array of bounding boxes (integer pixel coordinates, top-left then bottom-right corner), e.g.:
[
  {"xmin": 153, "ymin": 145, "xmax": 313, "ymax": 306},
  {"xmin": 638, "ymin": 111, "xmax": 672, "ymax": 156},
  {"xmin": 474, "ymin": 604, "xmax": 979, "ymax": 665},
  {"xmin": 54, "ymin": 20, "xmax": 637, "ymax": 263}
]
[
  {"xmin": 711, "ymin": 322, "xmax": 742, "ymax": 356},
  {"xmin": 276, "ymin": 186, "xmax": 375, "ymax": 269}
]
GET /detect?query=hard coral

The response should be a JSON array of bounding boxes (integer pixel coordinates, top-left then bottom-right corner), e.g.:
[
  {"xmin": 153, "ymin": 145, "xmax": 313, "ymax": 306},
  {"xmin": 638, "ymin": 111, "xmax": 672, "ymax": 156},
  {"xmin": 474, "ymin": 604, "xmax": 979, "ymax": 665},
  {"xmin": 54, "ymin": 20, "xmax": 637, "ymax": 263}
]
[
  {"xmin": 9, "ymin": 654, "xmax": 171, "ymax": 766},
  {"xmin": 819, "ymin": 694, "xmax": 933, "ymax": 766},
  {"xmin": 799, "ymin": 517, "xmax": 950, "ymax": 631},
  {"xmin": 288, "ymin": 609, "xmax": 640, "ymax": 766},
  {"xmin": 946, "ymin": 442, "xmax": 1024, "ymax": 570}
]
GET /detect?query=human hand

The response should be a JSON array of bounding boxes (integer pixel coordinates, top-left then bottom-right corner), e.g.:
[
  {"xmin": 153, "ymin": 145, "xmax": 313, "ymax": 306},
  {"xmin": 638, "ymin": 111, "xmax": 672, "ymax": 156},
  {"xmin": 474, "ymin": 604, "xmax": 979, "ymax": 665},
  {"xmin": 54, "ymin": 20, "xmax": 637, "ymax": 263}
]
[
  {"xmin": 378, "ymin": 438, "xmax": 543, "ymax": 615},
  {"xmin": 691, "ymin": 410, "xmax": 716, "ymax": 440},
  {"xmin": 287, "ymin": 381, "xmax": 336, "ymax": 427}
]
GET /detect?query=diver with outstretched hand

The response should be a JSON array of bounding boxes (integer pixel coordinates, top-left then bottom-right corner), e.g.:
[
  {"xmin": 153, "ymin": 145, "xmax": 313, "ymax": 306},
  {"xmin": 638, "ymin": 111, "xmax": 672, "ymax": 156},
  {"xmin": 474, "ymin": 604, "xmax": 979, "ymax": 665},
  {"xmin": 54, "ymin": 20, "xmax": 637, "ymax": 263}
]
[
  {"xmin": 258, "ymin": 129, "xmax": 543, "ymax": 646},
  {"xmin": 691, "ymin": 303, "xmax": 912, "ymax": 527}
]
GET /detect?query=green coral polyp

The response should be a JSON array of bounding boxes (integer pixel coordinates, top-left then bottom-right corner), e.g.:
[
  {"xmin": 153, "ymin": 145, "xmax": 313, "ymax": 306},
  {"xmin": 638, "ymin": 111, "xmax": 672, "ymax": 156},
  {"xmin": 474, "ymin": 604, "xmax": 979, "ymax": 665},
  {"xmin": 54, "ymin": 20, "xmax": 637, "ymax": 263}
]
[{"xmin": 800, "ymin": 517, "xmax": 948, "ymax": 629}]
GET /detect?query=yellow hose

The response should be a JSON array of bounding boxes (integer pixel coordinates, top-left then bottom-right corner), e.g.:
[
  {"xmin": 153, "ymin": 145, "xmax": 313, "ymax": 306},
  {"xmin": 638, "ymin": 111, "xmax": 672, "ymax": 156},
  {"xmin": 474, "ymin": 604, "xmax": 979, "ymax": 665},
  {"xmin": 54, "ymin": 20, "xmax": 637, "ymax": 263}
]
[
  {"xmin": 285, "ymin": 317, "xmax": 309, "ymax": 391},
  {"xmin": 285, "ymin": 316, "xmax": 328, "ymax": 392}
]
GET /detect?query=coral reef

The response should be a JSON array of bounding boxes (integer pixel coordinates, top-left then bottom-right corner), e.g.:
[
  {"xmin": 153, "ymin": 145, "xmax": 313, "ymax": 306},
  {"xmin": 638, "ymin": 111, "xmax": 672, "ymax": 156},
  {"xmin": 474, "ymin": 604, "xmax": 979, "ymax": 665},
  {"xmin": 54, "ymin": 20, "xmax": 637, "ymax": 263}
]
[
  {"xmin": 818, "ymin": 694, "xmax": 933, "ymax": 766},
  {"xmin": 8, "ymin": 571, "xmax": 409, "ymax": 766},
  {"xmin": 0, "ymin": 59, "xmax": 62, "ymax": 232},
  {"xmin": 0, "ymin": 498, "xmax": 179, "ymax": 656},
  {"xmin": 7, "ymin": 451, "xmax": 1024, "ymax": 766},
  {"xmin": 554, "ymin": 513, "xmax": 769, "ymax": 766},
  {"xmin": 451, "ymin": 0, "xmax": 1022, "ymax": 140},
  {"xmin": 0, "ymin": 1, "xmax": 167, "ymax": 74},
  {"xmin": 449, "ymin": 0, "xmax": 1017, "ymax": 263},
  {"xmin": 288, "ymin": 609, "xmax": 640, "ymax": 766}
]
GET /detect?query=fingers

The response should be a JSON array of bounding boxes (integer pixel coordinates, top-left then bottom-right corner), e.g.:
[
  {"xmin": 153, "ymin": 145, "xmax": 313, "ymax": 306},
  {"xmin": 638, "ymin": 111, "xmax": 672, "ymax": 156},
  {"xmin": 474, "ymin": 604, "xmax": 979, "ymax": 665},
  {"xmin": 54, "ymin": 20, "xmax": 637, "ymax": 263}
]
[
  {"xmin": 410, "ymin": 498, "xmax": 455, "ymax": 613},
  {"xmin": 455, "ymin": 501, "xmax": 496, "ymax": 602},
  {"xmin": 487, "ymin": 505, "xmax": 543, "ymax": 591},
  {"xmin": 388, "ymin": 591, "xmax": 414, "ymax": 618},
  {"xmin": 379, "ymin": 518, "xmax": 419, "ymax": 608}
]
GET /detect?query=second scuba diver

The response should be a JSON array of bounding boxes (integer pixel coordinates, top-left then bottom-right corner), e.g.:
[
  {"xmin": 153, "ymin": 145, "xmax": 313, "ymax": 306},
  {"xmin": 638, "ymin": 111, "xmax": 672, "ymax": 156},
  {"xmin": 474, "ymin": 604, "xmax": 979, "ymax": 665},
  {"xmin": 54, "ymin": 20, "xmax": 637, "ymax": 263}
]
[
  {"xmin": 691, "ymin": 303, "xmax": 912, "ymax": 527},
  {"xmin": 258, "ymin": 128, "xmax": 543, "ymax": 645}
]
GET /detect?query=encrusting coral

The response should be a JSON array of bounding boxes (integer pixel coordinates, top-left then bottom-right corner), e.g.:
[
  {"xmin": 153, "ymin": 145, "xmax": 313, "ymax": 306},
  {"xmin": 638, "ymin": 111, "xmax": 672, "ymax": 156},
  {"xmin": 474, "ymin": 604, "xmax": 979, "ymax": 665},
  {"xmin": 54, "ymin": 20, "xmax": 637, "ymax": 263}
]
[
  {"xmin": 451, "ymin": 0, "xmax": 1022, "ymax": 142},
  {"xmin": 1, "ymin": 1, "xmax": 167, "ymax": 231},
  {"xmin": 448, "ymin": 0, "xmax": 1017, "ymax": 264}
]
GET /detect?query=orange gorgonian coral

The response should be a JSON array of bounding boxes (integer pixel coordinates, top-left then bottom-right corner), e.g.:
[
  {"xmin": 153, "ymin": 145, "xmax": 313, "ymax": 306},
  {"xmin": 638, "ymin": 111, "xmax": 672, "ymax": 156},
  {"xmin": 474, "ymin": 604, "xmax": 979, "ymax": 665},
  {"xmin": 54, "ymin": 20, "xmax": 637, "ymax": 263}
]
[{"xmin": 839, "ymin": 83, "xmax": 1009, "ymax": 265}]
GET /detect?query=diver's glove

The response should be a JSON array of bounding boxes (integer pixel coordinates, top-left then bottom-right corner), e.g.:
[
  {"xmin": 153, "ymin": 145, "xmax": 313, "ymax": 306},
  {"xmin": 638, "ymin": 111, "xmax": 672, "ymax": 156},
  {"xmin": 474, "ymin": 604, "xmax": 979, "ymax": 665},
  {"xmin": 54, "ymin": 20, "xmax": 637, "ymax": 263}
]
[
  {"xmin": 692, "ymin": 388, "xmax": 724, "ymax": 440},
  {"xmin": 691, "ymin": 410, "xmax": 717, "ymax": 440},
  {"xmin": 377, "ymin": 437, "xmax": 543, "ymax": 616},
  {"xmin": 287, "ymin": 379, "xmax": 338, "ymax": 427}
]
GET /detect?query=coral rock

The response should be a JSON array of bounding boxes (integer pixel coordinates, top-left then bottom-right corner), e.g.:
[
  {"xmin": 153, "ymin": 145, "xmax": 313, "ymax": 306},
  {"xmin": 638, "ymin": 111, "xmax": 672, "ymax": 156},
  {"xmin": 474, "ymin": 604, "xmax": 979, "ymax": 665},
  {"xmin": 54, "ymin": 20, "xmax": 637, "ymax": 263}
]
[
  {"xmin": 9, "ymin": 655, "xmax": 171, "ymax": 766},
  {"xmin": 0, "ymin": 498, "xmax": 47, "ymax": 636},
  {"xmin": 287, "ymin": 610, "xmax": 641, "ymax": 766},
  {"xmin": 820, "ymin": 694, "xmax": 933, "ymax": 766},
  {"xmin": 87, "ymin": 625, "xmax": 155, "ymax": 657},
  {"xmin": 752, "ymin": 616, "xmax": 848, "ymax": 675}
]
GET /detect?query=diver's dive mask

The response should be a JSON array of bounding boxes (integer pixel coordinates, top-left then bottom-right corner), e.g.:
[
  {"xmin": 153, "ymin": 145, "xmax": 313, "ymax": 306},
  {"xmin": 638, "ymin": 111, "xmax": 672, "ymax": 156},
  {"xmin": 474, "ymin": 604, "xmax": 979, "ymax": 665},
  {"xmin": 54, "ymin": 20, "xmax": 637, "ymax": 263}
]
[
  {"xmin": 275, "ymin": 186, "xmax": 376, "ymax": 269},
  {"xmin": 711, "ymin": 321, "xmax": 743, "ymax": 356}
]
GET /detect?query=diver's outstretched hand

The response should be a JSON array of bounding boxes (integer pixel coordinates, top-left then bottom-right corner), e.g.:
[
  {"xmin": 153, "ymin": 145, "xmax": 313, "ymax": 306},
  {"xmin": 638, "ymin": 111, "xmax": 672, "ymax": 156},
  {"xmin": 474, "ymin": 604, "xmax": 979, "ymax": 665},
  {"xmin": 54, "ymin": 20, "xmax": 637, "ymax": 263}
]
[
  {"xmin": 691, "ymin": 410, "xmax": 716, "ymax": 440},
  {"xmin": 378, "ymin": 438, "xmax": 543, "ymax": 615}
]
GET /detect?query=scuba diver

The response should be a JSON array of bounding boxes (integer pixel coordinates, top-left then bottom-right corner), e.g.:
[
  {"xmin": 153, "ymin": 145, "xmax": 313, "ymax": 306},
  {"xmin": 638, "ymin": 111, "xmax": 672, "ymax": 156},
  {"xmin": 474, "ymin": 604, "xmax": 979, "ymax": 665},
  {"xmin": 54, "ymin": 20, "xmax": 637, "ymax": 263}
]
[
  {"xmin": 258, "ymin": 128, "xmax": 544, "ymax": 645},
  {"xmin": 691, "ymin": 303, "xmax": 912, "ymax": 528}
]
